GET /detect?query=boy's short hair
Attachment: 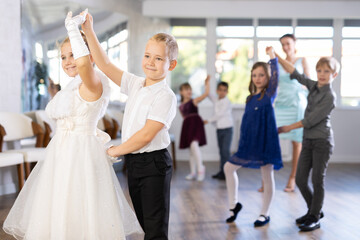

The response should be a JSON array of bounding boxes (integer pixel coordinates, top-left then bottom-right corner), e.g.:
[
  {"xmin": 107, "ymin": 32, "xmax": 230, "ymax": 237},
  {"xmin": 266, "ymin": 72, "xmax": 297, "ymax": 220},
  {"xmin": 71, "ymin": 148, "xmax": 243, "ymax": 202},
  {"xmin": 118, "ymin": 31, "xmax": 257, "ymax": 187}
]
[
  {"xmin": 217, "ymin": 81, "xmax": 229, "ymax": 90},
  {"xmin": 316, "ymin": 57, "xmax": 340, "ymax": 74},
  {"xmin": 151, "ymin": 33, "xmax": 178, "ymax": 61}
]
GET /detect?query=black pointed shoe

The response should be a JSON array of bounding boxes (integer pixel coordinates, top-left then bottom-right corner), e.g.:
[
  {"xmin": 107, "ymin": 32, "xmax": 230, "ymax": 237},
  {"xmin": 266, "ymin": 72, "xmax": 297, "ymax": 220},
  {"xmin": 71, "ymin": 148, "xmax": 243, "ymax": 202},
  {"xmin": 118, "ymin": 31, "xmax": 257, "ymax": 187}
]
[
  {"xmin": 212, "ymin": 172, "xmax": 225, "ymax": 180},
  {"xmin": 254, "ymin": 215, "xmax": 270, "ymax": 227},
  {"xmin": 299, "ymin": 215, "xmax": 320, "ymax": 232},
  {"xmin": 296, "ymin": 211, "xmax": 324, "ymax": 225},
  {"xmin": 226, "ymin": 202, "xmax": 242, "ymax": 223}
]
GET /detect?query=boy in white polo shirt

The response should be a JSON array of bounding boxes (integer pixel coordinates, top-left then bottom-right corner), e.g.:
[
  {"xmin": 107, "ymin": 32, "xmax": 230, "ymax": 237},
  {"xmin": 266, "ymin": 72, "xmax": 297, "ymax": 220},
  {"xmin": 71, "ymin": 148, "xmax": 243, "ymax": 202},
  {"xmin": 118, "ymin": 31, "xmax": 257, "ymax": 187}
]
[
  {"xmin": 83, "ymin": 13, "xmax": 177, "ymax": 240},
  {"xmin": 204, "ymin": 81, "xmax": 233, "ymax": 180}
]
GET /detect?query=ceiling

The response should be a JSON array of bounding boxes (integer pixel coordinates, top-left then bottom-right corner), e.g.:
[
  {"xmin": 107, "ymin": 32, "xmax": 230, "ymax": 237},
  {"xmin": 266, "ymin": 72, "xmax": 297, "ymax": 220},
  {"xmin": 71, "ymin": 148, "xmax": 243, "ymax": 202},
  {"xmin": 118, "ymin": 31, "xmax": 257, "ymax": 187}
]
[
  {"xmin": 22, "ymin": 0, "xmax": 360, "ymax": 34},
  {"xmin": 22, "ymin": 0, "xmax": 118, "ymax": 33}
]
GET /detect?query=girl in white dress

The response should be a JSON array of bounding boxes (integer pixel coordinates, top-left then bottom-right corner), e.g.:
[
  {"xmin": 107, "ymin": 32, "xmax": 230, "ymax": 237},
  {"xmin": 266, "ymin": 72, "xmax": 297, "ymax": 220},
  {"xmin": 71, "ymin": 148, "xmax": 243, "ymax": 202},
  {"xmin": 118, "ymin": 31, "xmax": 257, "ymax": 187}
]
[{"xmin": 3, "ymin": 10, "xmax": 143, "ymax": 240}]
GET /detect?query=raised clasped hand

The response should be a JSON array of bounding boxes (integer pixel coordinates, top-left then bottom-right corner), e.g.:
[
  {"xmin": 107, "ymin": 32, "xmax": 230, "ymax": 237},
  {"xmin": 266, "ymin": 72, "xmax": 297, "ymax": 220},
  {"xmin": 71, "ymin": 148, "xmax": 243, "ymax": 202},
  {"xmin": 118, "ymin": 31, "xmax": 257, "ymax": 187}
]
[
  {"xmin": 265, "ymin": 46, "xmax": 274, "ymax": 55},
  {"xmin": 65, "ymin": 8, "xmax": 88, "ymax": 30}
]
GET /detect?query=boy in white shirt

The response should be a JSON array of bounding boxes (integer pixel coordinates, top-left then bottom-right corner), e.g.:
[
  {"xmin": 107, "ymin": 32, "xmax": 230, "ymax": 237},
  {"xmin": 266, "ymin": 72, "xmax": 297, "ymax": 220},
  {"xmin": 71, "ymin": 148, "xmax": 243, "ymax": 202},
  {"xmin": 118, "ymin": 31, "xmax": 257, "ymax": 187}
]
[
  {"xmin": 204, "ymin": 82, "xmax": 233, "ymax": 180},
  {"xmin": 82, "ymin": 13, "xmax": 177, "ymax": 240}
]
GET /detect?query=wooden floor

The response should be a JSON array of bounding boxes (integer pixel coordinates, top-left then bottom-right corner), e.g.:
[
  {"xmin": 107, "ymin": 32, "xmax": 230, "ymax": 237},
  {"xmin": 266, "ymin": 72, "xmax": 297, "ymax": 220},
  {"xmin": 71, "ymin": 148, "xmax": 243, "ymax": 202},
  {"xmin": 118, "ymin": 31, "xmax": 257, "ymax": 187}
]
[{"xmin": 1, "ymin": 161, "xmax": 360, "ymax": 240}]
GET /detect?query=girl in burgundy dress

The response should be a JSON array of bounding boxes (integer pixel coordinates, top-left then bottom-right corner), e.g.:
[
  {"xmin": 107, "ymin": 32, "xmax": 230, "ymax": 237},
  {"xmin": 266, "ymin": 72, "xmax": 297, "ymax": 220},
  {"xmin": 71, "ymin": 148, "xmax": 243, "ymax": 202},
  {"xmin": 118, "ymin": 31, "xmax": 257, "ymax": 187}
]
[{"xmin": 179, "ymin": 75, "xmax": 210, "ymax": 181}]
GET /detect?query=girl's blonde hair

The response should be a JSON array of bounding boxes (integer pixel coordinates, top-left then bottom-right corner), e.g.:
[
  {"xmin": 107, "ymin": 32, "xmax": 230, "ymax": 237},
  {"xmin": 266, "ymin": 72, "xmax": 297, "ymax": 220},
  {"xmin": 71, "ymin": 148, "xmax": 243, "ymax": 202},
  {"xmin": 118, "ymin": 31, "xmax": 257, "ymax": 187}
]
[
  {"xmin": 59, "ymin": 31, "xmax": 89, "ymax": 51},
  {"xmin": 247, "ymin": 62, "xmax": 270, "ymax": 103}
]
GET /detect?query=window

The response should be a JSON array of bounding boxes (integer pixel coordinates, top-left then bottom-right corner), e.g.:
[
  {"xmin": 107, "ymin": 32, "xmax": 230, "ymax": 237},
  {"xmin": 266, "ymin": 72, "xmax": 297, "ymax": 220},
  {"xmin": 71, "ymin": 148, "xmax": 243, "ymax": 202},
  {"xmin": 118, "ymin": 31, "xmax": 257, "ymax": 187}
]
[
  {"xmin": 171, "ymin": 19, "xmax": 207, "ymax": 97},
  {"xmin": 341, "ymin": 19, "xmax": 360, "ymax": 107},
  {"xmin": 256, "ymin": 19, "xmax": 334, "ymax": 93},
  {"xmin": 35, "ymin": 42, "xmax": 43, "ymax": 63},
  {"xmin": 295, "ymin": 19, "xmax": 334, "ymax": 38},
  {"xmin": 217, "ymin": 19, "xmax": 254, "ymax": 38},
  {"xmin": 170, "ymin": 18, "xmax": 358, "ymax": 108},
  {"xmin": 257, "ymin": 19, "xmax": 334, "ymax": 80},
  {"xmin": 256, "ymin": 19, "xmax": 293, "ymax": 38},
  {"xmin": 295, "ymin": 39, "xmax": 333, "ymax": 79},
  {"xmin": 295, "ymin": 27, "xmax": 334, "ymax": 38},
  {"xmin": 105, "ymin": 28, "xmax": 129, "ymax": 102},
  {"xmin": 256, "ymin": 19, "xmax": 292, "ymax": 65},
  {"xmin": 47, "ymin": 49, "xmax": 60, "ymax": 84},
  {"xmin": 342, "ymin": 27, "xmax": 360, "ymax": 38},
  {"xmin": 257, "ymin": 40, "xmax": 283, "ymax": 61},
  {"xmin": 216, "ymin": 39, "xmax": 253, "ymax": 104},
  {"xmin": 216, "ymin": 19, "xmax": 254, "ymax": 104}
]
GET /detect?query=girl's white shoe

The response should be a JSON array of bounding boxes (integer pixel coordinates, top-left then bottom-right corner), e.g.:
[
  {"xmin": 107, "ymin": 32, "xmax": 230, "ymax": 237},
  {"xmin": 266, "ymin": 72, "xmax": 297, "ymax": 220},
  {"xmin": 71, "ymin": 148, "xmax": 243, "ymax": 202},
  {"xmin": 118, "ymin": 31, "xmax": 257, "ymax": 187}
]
[
  {"xmin": 185, "ymin": 173, "xmax": 196, "ymax": 180},
  {"xmin": 197, "ymin": 166, "xmax": 206, "ymax": 181}
]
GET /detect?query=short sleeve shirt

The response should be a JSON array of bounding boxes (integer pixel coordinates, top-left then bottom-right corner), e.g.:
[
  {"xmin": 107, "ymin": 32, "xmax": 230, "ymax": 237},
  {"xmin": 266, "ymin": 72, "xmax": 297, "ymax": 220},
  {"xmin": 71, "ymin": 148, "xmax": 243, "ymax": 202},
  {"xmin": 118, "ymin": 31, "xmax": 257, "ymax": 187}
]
[{"xmin": 120, "ymin": 71, "xmax": 177, "ymax": 153}]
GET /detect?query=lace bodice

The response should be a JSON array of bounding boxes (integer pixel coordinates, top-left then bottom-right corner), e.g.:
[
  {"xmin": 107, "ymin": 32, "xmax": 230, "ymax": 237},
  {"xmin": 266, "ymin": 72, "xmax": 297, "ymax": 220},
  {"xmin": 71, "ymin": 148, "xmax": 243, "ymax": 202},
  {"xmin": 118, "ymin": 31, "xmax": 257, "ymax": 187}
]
[{"xmin": 45, "ymin": 70, "xmax": 110, "ymax": 137}]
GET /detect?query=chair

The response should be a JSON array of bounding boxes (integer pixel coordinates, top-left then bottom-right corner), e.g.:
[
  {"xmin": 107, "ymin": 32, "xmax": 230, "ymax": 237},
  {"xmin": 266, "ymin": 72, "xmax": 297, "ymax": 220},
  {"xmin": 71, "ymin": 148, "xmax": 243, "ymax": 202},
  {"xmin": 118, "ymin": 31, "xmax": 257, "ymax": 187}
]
[
  {"xmin": 103, "ymin": 114, "xmax": 118, "ymax": 139},
  {"xmin": 22, "ymin": 111, "xmax": 38, "ymax": 148},
  {"xmin": 35, "ymin": 110, "xmax": 56, "ymax": 147},
  {"xmin": 97, "ymin": 115, "xmax": 122, "ymax": 146},
  {"xmin": 106, "ymin": 109, "xmax": 124, "ymax": 138},
  {"xmin": 0, "ymin": 124, "xmax": 25, "ymax": 190},
  {"xmin": 0, "ymin": 112, "xmax": 46, "ymax": 179}
]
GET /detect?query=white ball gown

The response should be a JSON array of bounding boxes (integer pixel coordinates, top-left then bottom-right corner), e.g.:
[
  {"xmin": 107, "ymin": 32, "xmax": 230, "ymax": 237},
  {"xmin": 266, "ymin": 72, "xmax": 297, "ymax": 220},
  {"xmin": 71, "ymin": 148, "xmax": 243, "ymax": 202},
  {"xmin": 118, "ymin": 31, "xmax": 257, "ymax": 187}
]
[{"xmin": 3, "ymin": 71, "xmax": 144, "ymax": 240}]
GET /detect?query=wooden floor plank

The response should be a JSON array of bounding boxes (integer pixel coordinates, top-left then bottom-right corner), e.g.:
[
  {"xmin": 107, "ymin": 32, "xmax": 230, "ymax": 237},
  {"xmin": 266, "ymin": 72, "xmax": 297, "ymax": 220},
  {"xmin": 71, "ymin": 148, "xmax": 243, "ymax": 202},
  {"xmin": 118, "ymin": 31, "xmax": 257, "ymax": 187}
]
[{"xmin": 1, "ymin": 161, "xmax": 360, "ymax": 240}]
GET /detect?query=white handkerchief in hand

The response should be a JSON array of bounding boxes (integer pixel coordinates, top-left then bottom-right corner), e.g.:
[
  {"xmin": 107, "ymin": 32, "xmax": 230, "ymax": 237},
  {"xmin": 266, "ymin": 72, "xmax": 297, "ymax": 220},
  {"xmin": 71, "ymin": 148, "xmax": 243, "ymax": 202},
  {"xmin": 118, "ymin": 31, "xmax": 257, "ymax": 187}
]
[
  {"xmin": 95, "ymin": 128, "xmax": 121, "ymax": 163},
  {"xmin": 65, "ymin": 9, "xmax": 88, "ymax": 30}
]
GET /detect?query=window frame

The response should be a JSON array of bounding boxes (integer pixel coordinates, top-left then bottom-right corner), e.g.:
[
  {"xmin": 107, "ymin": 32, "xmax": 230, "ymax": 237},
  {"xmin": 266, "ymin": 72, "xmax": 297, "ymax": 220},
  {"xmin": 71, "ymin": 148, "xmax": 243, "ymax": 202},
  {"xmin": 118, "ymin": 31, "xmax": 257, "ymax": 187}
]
[
  {"xmin": 200, "ymin": 18, "xmax": 354, "ymax": 108},
  {"xmin": 170, "ymin": 20, "xmax": 208, "ymax": 99}
]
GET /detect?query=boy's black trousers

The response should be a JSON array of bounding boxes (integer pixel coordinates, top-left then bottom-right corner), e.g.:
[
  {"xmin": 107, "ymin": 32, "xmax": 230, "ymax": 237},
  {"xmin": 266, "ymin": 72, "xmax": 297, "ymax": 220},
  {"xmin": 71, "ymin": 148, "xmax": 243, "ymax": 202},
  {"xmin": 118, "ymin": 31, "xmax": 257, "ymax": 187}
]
[{"xmin": 125, "ymin": 149, "xmax": 172, "ymax": 240}]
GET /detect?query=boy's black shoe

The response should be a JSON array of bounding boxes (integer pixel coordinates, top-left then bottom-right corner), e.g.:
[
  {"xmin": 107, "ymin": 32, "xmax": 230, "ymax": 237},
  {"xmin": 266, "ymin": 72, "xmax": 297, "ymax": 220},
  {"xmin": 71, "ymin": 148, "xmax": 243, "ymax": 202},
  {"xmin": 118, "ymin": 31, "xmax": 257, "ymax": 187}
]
[
  {"xmin": 296, "ymin": 211, "xmax": 324, "ymax": 225},
  {"xmin": 226, "ymin": 202, "xmax": 242, "ymax": 223},
  {"xmin": 299, "ymin": 215, "xmax": 320, "ymax": 232},
  {"xmin": 212, "ymin": 172, "xmax": 225, "ymax": 180},
  {"xmin": 254, "ymin": 215, "xmax": 270, "ymax": 227}
]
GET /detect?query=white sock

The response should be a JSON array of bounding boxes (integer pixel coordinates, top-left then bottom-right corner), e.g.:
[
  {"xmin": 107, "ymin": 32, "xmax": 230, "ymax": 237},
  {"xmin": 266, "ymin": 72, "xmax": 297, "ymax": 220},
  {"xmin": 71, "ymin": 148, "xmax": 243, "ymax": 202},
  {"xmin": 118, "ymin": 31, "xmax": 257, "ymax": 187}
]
[
  {"xmin": 260, "ymin": 164, "xmax": 275, "ymax": 217},
  {"xmin": 188, "ymin": 153, "xmax": 196, "ymax": 175},
  {"xmin": 224, "ymin": 162, "xmax": 241, "ymax": 210},
  {"xmin": 190, "ymin": 141, "xmax": 204, "ymax": 171}
]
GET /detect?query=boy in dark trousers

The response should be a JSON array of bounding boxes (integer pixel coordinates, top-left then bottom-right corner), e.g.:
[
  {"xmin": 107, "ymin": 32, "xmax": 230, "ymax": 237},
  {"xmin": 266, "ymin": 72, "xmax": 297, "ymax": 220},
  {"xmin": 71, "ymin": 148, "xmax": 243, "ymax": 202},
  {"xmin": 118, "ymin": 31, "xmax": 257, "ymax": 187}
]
[
  {"xmin": 277, "ymin": 55, "xmax": 340, "ymax": 232},
  {"xmin": 83, "ymin": 13, "xmax": 178, "ymax": 240}
]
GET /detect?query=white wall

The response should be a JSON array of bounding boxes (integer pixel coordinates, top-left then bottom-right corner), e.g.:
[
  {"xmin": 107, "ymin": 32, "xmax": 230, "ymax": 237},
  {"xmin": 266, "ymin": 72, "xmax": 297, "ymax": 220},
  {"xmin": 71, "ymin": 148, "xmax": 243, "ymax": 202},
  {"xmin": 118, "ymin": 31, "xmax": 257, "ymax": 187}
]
[
  {"xmin": 0, "ymin": 0, "xmax": 23, "ymax": 195},
  {"xmin": 330, "ymin": 108, "xmax": 360, "ymax": 163},
  {"xmin": 0, "ymin": 0, "xmax": 22, "ymax": 113}
]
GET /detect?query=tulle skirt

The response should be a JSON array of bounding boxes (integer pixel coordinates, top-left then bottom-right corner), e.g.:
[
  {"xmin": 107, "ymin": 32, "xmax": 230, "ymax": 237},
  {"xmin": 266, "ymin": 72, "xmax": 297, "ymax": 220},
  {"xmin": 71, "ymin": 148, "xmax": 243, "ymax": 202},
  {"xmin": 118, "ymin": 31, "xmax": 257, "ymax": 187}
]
[{"xmin": 3, "ymin": 131, "xmax": 144, "ymax": 240}]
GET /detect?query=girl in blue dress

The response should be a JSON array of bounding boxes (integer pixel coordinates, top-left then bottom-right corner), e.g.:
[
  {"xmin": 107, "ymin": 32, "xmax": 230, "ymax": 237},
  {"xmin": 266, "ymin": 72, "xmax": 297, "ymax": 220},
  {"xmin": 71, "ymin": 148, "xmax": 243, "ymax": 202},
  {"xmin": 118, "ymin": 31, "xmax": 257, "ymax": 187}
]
[{"xmin": 224, "ymin": 47, "xmax": 282, "ymax": 227}]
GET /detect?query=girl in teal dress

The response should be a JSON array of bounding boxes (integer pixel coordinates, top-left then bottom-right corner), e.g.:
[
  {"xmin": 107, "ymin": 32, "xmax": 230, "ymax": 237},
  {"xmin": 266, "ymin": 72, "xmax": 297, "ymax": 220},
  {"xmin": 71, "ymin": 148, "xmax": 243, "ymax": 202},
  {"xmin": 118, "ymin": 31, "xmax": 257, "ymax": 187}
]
[{"xmin": 275, "ymin": 34, "xmax": 309, "ymax": 192}]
